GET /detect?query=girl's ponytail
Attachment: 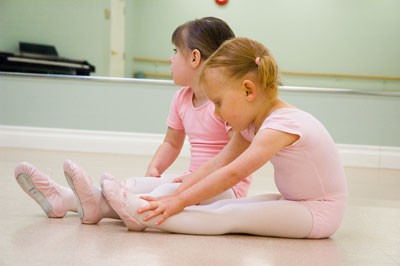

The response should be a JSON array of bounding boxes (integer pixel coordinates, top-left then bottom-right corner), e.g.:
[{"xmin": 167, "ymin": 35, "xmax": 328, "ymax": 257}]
[{"xmin": 202, "ymin": 37, "xmax": 280, "ymax": 98}]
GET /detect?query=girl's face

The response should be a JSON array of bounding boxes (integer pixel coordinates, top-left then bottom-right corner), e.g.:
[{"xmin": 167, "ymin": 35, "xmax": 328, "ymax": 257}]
[
  {"xmin": 169, "ymin": 45, "xmax": 196, "ymax": 86},
  {"xmin": 203, "ymin": 69, "xmax": 253, "ymax": 132}
]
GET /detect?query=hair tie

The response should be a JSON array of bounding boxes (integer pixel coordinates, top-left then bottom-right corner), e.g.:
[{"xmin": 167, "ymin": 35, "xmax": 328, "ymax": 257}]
[{"xmin": 255, "ymin": 57, "xmax": 260, "ymax": 66}]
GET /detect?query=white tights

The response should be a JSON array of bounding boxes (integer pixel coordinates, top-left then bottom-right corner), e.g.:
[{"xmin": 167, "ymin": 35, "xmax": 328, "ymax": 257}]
[
  {"xmin": 100, "ymin": 174, "xmax": 236, "ymax": 219},
  {"xmin": 61, "ymin": 174, "xmax": 313, "ymax": 238},
  {"xmin": 129, "ymin": 175, "xmax": 236, "ymax": 204},
  {"xmin": 132, "ymin": 193, "xmax": 314, "ymax": 238}
]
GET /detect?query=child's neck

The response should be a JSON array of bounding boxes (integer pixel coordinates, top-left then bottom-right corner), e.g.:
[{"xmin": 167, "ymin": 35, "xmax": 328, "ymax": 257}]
[
  {"xmin": 253, "ymin": 98, "xmax": 289, "ymax": 133},
  {"xmin": 192, "ymin": 87, "xmax": 208, "ymax": 107}
]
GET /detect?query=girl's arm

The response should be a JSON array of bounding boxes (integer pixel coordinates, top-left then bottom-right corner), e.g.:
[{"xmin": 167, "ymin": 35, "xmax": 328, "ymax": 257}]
[
  {"xmin": 171, "ymin": 128, "xmax": 234, "ymax": 183},
  {"xmin": 178, "ymin": 129, "xmax": 298, "ymax": 205},
  {"xmin": 140, "ymin": 129, "xmax": 299, "ymax": 224},
  {"xmin": 145, "ymin": 127, "xmax": 186, "ymax": 177},
  {"xmin": 145, "ymin": 131, "xmax": 250, "ymax": 197}
]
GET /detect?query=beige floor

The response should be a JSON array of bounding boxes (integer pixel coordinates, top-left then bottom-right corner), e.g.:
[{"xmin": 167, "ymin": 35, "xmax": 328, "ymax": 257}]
[{"xmin": 1, "ymin": 147, "xmax": 400, "ymax": 266}]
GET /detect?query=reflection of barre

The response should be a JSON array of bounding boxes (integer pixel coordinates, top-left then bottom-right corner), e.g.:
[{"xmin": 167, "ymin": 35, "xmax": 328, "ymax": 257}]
[
  {"xmin": 281, "ymin": 86, "xmax": 400, "ymax": 97},
  {"xmin": 133, "ymin": 57, "xmax": 170, "ymax": 64},
  {"xmin": 281, "ymin": 71, "xmax": 400, "ymax": 81},
  {"xmin": 132, "ymin": 71, "xmax": 400, "ymax": 97},
  {"xmin": 133, "ymin": 57, "xmax": 400, "ymax": 81},
  {"xmin": 133, "ymin": 71, "xmax": 172, "ymax": 79}
]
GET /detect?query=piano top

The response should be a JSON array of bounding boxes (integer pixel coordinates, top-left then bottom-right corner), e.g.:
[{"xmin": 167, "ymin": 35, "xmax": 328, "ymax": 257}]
[{"xmin": 0, "ymin": 51, "xmax": 95, "ymax": 75}]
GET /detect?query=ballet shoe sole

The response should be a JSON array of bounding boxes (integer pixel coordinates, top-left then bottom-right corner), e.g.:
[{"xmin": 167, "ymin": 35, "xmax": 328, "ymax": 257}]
[{"xmin": 16, "ymin": 173, "xmax": 54, "ymax": 217}]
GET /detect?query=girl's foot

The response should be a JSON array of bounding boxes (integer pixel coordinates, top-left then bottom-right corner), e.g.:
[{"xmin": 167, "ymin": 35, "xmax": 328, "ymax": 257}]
[
  {"xmin": 63, "ymin": 160, "xmax": 103, "ymax": 224},
  {"xmin": 99, "ymin": 174, "xmax": 136, "ymax": 193},
  {"xmin": 15, "ymin": 162, "xmax": 67, "ymax": 218},
  {"xmin": 99, "ymin": 172, "xmax": 116, "ymax": 186},
  {"xmin": 101, "ymin": 176, "xmax": 146, "ymax": 231}
]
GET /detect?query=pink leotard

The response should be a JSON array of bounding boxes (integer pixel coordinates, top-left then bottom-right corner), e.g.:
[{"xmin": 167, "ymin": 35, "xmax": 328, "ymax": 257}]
[
  {"xmin": 167, "ymin": 87, "xmax": 252, "ymax": 198},
  {"xmin": 240, "ymin": 108, "xmax": 347, "ymax": 238}
]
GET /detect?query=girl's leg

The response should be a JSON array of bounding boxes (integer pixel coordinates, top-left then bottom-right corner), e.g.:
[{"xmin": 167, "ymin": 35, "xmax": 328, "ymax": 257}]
[
  {"xmin": 138, "ymin": 182, "xmax": 237, "ymax": 204},
  {"xmin": 60, "ymin": 172, "xmax": 182, "ymax": 221},
  {"xmin": 154, "ymin": 199, "xmax": 313, "ymax": 238},
  {"xmin": 124, "ymin": 193, "xmax": 313, "ymax": 238},
  {"xmin": 188, "ymin": 193, "xmax": 281, "ymax": 210},
  {"xmin": 126, "ymin": 174, "xmax": 178, "ymax": 194},
  {"xmin": 98, "ymin": 174, "xmax": 179, "ymax": 220},
  {"xmin": 64, "ymin": 160, "xmax": 124, "ymax": 223},
  {"xmin": 100, "ymin": 173, "xmax": 237, "ymax": 220},
  {"xmin": 14, "ymin": 162, "xmax": 77, "ymax": 218}
]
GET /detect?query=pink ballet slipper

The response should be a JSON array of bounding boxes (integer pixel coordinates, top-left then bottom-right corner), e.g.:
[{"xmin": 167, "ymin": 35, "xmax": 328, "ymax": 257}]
[
  {"xmin": 99, "ymin": 172, "xmax": 117, "ymax": 186},
  {"xmin": 63, "ymin": 160, "xmax": 103, "ymax": 224},
  {"xmin": 14, "ymin": 162, "xmax": 67, "ymax": 218},
  {"xmin": 101, "ymin": 177, "xmax": 145, "ymax": 231},
  {"xmin": 100, "ymin": 174, "xmax": 136, "ymax": 193}
]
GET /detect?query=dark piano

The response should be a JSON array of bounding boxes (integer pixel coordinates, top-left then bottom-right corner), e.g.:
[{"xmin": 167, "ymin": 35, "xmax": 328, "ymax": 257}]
[{"xmin": 0, "ymin": 42, "xmax": 95, "ymax": 76}]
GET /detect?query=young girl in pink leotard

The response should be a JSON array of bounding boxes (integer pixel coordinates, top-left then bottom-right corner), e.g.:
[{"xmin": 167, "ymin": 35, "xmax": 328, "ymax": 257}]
[
  {"xmin": 14, "ymin": 17, "xmax": 251, "ymax": 224},
  {"xmin": 102, "ymin": 37, "xmax": 347, "ymax": 238}
]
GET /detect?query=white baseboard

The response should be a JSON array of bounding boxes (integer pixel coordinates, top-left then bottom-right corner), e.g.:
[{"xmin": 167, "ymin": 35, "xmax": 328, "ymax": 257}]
[
  {"xmin": 1, "ymin": 125, "xmax": 399, "ymax": 169},
  {"xmin": 0, "ymin": 125, "xmax": 190, "ymax": 157},
  {"xmin": 336, "ymin": 144, "xmax": 400, "ymax": 169}
]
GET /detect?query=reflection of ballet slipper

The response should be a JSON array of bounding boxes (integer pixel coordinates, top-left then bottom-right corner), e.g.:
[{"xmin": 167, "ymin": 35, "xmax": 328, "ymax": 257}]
[
  {"xmin": 63, "ymin": 160, "xmax": 103, "ymax": 224},
  {"xmin": 15, "ymin": 162, "xmax": 67, "ymax": 218},
  {"xmin": 101, "ymin": 178, "xmax": 145, "ymax": 231}
]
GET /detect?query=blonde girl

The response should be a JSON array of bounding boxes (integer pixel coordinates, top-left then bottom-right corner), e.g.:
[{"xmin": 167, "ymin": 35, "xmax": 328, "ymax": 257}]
[{"xmin": 102, "ymin": 37, "xmax": 347, "ymax": 239}]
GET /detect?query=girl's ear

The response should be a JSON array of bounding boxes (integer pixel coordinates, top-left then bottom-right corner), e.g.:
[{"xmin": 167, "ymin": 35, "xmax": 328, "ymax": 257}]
[
  {"xmin": 242, "ymin": 80, "xmax": 257, "ymax": 102},
  {"xmin": 191, "ymin": 49, "xmax": 202, "ymax": 68}
]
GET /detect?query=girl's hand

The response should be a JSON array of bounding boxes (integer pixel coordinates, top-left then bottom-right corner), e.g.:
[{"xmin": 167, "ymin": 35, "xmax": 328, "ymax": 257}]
[
  {"xmin": 173, "ymin": 173, "xmax": 192, "ymax": 183},
  {"xmin": 137, "ymin": 196, "xmax": 186, "ymax": 225},
  {"xmin": 172, "ymin": 175, "xmax": 185, "ymax": 183},
  {"xmin": 145, "ymin": 167, "xmax": 161, "ymax": 177},
  {"xmin": 139, "ymin": 193, "xmax": 175, "ymax": 202}
]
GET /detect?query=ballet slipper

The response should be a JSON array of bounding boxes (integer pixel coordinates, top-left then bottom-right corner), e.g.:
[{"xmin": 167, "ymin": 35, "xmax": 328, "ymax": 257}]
[
  {"xmin": 101, "ymin": 177, "xmax": 145, "ymax": 231},
  {"xmin": 63, "ymin": 160, "xmax": 103, "ymax": 224},
  {"xmin": 99, "ymin": 172, "xmax": 116, "ymax": 186},
  {"xmin": 15, "ymin": 162, "xmax": 67, "ymax": 218},
  {"xmin": 99, "ymin": 174, "xmax": 136, "ymax": 193}
]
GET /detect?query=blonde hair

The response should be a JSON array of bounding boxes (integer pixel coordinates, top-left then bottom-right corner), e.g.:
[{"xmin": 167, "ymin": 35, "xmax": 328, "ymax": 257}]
[{"xmin": 200, "ymin": 37, "xmax": 280, "ymax": 98}]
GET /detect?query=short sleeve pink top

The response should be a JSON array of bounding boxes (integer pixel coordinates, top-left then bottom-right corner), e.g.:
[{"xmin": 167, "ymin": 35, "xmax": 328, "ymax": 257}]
[
  {"xmin": 167, "ymin": 87, "xmax": 252, "ymax": 197},
  {"xmin": 241, "ymin": 108, "xmax": 347, "ymax": 238}
]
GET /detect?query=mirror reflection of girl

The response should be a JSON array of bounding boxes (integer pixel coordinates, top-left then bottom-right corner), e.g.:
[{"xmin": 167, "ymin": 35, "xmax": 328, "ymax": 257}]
[
  {"xmin": 14, "ymin": 17, "xmax": 252, "ymax": 224},
  {"xmin": 103, "ymin": 37, "xmax": 347, "ymax": 239}
]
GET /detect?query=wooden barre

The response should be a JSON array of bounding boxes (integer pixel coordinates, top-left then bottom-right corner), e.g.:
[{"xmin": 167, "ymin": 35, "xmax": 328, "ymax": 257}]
[
  {"xmin": 133, "ymin": 57, "xmax": 400, "ymax": 81},
  {"xmin": 281, "ymin": 71, "xmax": 400, "ymax": 81},
  {"xmin": 133, "ymin": 71, "xmax": 172, "ymax": 79},
  {"xmin": 133, "ymin": 57, "xmax": 170, "ymax": 64}
]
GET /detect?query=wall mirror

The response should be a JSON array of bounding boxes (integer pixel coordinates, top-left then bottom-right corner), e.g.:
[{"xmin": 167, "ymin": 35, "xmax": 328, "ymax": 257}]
[{"xmin": 1, "ymin": 0, "xmax": 399, "ymax": 92}]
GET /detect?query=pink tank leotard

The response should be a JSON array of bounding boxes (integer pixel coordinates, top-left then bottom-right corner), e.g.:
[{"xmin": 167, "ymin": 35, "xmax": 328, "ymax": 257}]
[
  {"xmin": 167, "ymin": 87, "xmax": 252, "ymax": 197},
  {"xmin": 240, "ymin": 108, "xmax": 347, "ymax": 238}
]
